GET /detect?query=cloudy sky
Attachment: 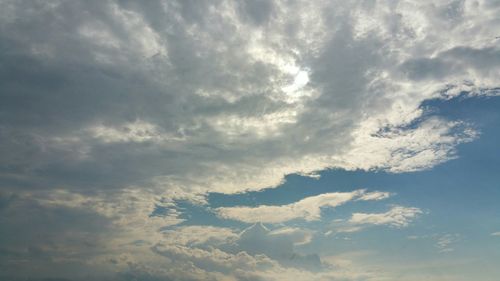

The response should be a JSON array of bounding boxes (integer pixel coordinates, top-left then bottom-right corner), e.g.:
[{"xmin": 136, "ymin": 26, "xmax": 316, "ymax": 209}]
[{"xmin": 1, "ymin": 0, "xmax": 499, "ymax": 280}]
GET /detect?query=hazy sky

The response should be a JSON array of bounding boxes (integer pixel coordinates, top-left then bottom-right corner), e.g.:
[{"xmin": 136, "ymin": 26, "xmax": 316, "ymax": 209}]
[{"xmin": 0, "ymin": 1, "xmax": 499, "ymax": 280}]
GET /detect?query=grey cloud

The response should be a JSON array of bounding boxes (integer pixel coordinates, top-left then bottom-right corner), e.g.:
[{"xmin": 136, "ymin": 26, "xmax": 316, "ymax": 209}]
[
  {"xmin": 400, "ymin": 57, "xmax": 456, "ymax": 81},
  {"xmin": 0, "ymin": 195, "xmax": 113, "ymax": 280},
  {"xmin": 235, "ymin": 223, "xmax": 322, "ymax": 271},
  {"xmin": 0, "ymin": 189, "xmax": 184, "ymax": 281},
  {"xmin": 399, "ymin": 46, "xmax": 500, "ymax": 81},
  {"xmin": 442, "ymin": 46, "xmax": 500, "ymax": 71},
  {"xmin": 1, "ymin": 0, "xmax": 495, "ymax": 197},
  {"xmin": 0, "ymin": 0, "xmax": 297, "ymax": 193},
  {"xmin": 239, "ymin": 0, "xmax": 275, "ymax": 26},
  {"xmin": 158, "ymin": 223, "xmax": 322, "ymax": 272},
  {"xmin": 0, "ymin": 0, "xmax": 499, "ymax": 280}
]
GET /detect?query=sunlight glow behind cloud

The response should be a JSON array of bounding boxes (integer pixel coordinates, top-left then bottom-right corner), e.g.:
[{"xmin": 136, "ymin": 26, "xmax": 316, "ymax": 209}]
[{"xmin": 0, "ymin": 0, "xmax": 499, "ymax": 280}]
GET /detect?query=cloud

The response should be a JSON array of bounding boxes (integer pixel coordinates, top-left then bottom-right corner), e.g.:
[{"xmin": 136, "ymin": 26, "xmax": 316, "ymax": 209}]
[
  {"xmin": 216, "ymin": 190, "xmax": 391, "ymax": 223},
  {"xmin": 237, "ymin": 224, "xmax": 320, "ymax": 270},
  {"xmin": 161, "ymin": 223, "xmax": 319, "ymax": 270},
  {"xmin": 87, "ymin": 120, "xmax": 185, "ymax": 143},
  {"xmin": 152, "ymin": 224, "xmax": 324, "ymax": 277},
  {"xmin": 435, "ymin": 234, "xmax": 461, "ymax": 253},
  {"xmin": 0, "ymin": 186, "xmax": 387, "ymax": 281},
  {"xmin": 0, "ymin": 189, "xmax": 347, "ymax": 281},
  {"xmin": 326, "ymin": 205, "xmax": 423, "ymax": 235},
  {"xmin": 269, "ymin": 227, "xmax": 314, "ymax": 246},
  {"xmin": 0, "ymin": 0, "xmax": 496, "ymax": 203},
  {"xmin": 33, "ymin": 188, "xmax": 184, "ymax": 228},
  {"xmin": 160, "ymin": 225, "xmax": 239, "ymax": 248},
  {"xmin": 149, "ymin": 242, "xmax": 357, "ymax": 281},
  {"xmin": 491, "ymin": 232, "xmax": 500, "ymax": 237},
  {"xmin": 404, "ymin": 232, "xmax": 463, "ymax": 254},
  {"xmin": 143, "ymin": 223, "xmax": 377, "ymax": 280},
  {"xmin": 0, "ymin": 0, "xmax": 499, "ymax": 280},
  {"xmin": 348, "ymin": 206, "xmax": 423, "ymax": 228}
]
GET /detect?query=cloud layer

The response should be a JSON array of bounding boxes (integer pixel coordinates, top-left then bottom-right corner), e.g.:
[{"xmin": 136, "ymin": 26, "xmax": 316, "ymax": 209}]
[
  {"xmin": 1, "ymin": 0, "xmax": 500, "ymax": 280},
  {"xmin": 1, "ymin": 0, "xmax": 497, "ymax": 201}
]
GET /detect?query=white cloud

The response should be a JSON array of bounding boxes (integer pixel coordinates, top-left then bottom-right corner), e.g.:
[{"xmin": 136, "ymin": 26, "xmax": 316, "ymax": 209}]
[
  {"xmin": 338, "ymin": 118, "xmax": 478, "ymax": 173},
  {"xmin": 491, "ymin": 232, "xmax": 500, "ymax": 237},
  {"xmin": 357, "ymin": 191, "xmax": 393, "ymax": 201},
  {"xmin": 348, "ymin": 206, "xmax": 423, "ymax": 228},
  {"xmin": 216, "ymin": 190, "xmax": 391, "ymax": 223}
]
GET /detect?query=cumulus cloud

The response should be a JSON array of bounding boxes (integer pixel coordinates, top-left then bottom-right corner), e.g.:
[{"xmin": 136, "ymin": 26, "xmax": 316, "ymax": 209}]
[
  {"xmin": 236, "ymin": 223, "xmax": 321, "ymax": 270},
  {"xmin": 161, "ymin": 223, "xmax": 315, "ymax": 262},
  {"xmin": 146, "ymin": 223, "xmax": 381, "ymax": 281},
  {"xmin": 149, "ymin": 242, "xmax": 363, "ymax": 281},
  {"xmin": 1, "ymin": 188, "xmax": 381, "ymax": 281},
  {"xmin": 141, "ymin": 224, "xmax": 322, "ymax": 278},
  {"xmin": 216, "ymin": 190, "xmax": 391, "ymax": 223}
]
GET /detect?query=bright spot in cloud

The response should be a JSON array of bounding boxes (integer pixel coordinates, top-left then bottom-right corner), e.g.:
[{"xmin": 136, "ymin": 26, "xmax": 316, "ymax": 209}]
[{"xmin": 282, "ymin": 69, "xmax": 310, "ymax": 99}]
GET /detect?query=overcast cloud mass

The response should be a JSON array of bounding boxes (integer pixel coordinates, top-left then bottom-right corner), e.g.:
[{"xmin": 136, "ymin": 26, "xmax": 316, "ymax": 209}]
[{"xmin": 1, "ymin": 0, "xmax": 499, "ymax": 280}]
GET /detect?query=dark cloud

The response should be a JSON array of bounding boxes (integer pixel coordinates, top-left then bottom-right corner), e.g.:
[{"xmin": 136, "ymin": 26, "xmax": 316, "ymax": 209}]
[
  {"xmin": 400, "ymin": 57, "xmax": 455, "ymax": 81},
  {"xmin": 239, "ymin": 0, "xmax": 275, "ymax": 26}
]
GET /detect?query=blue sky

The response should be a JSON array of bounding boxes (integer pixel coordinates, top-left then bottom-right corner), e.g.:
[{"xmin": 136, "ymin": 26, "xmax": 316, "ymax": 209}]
[{"xmin": 1, "ymin": 1, "xmax": 499, "ymax": 281}]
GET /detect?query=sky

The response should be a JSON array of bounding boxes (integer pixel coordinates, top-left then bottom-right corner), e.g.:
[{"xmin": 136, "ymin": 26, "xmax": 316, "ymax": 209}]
[{"xmin": 0, "ymin": 0, "xmax": 499, "ymax": 280}]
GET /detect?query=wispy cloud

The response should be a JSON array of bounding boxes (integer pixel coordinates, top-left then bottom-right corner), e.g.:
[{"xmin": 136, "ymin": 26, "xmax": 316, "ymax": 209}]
[
  {"xmin": 216, "ymin": 190, "xmax": 391, "ymax": 223},
  {"xmin": 436, "ymin": 234, "xmax": 461, "ymax": 253},
  {"xmin": 348, "ymin": 206, "xmax": 423, "ymax": 228},
  {"xmin": 327, "ymin": 205, "xmax": 424, "ymax": 235}
]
